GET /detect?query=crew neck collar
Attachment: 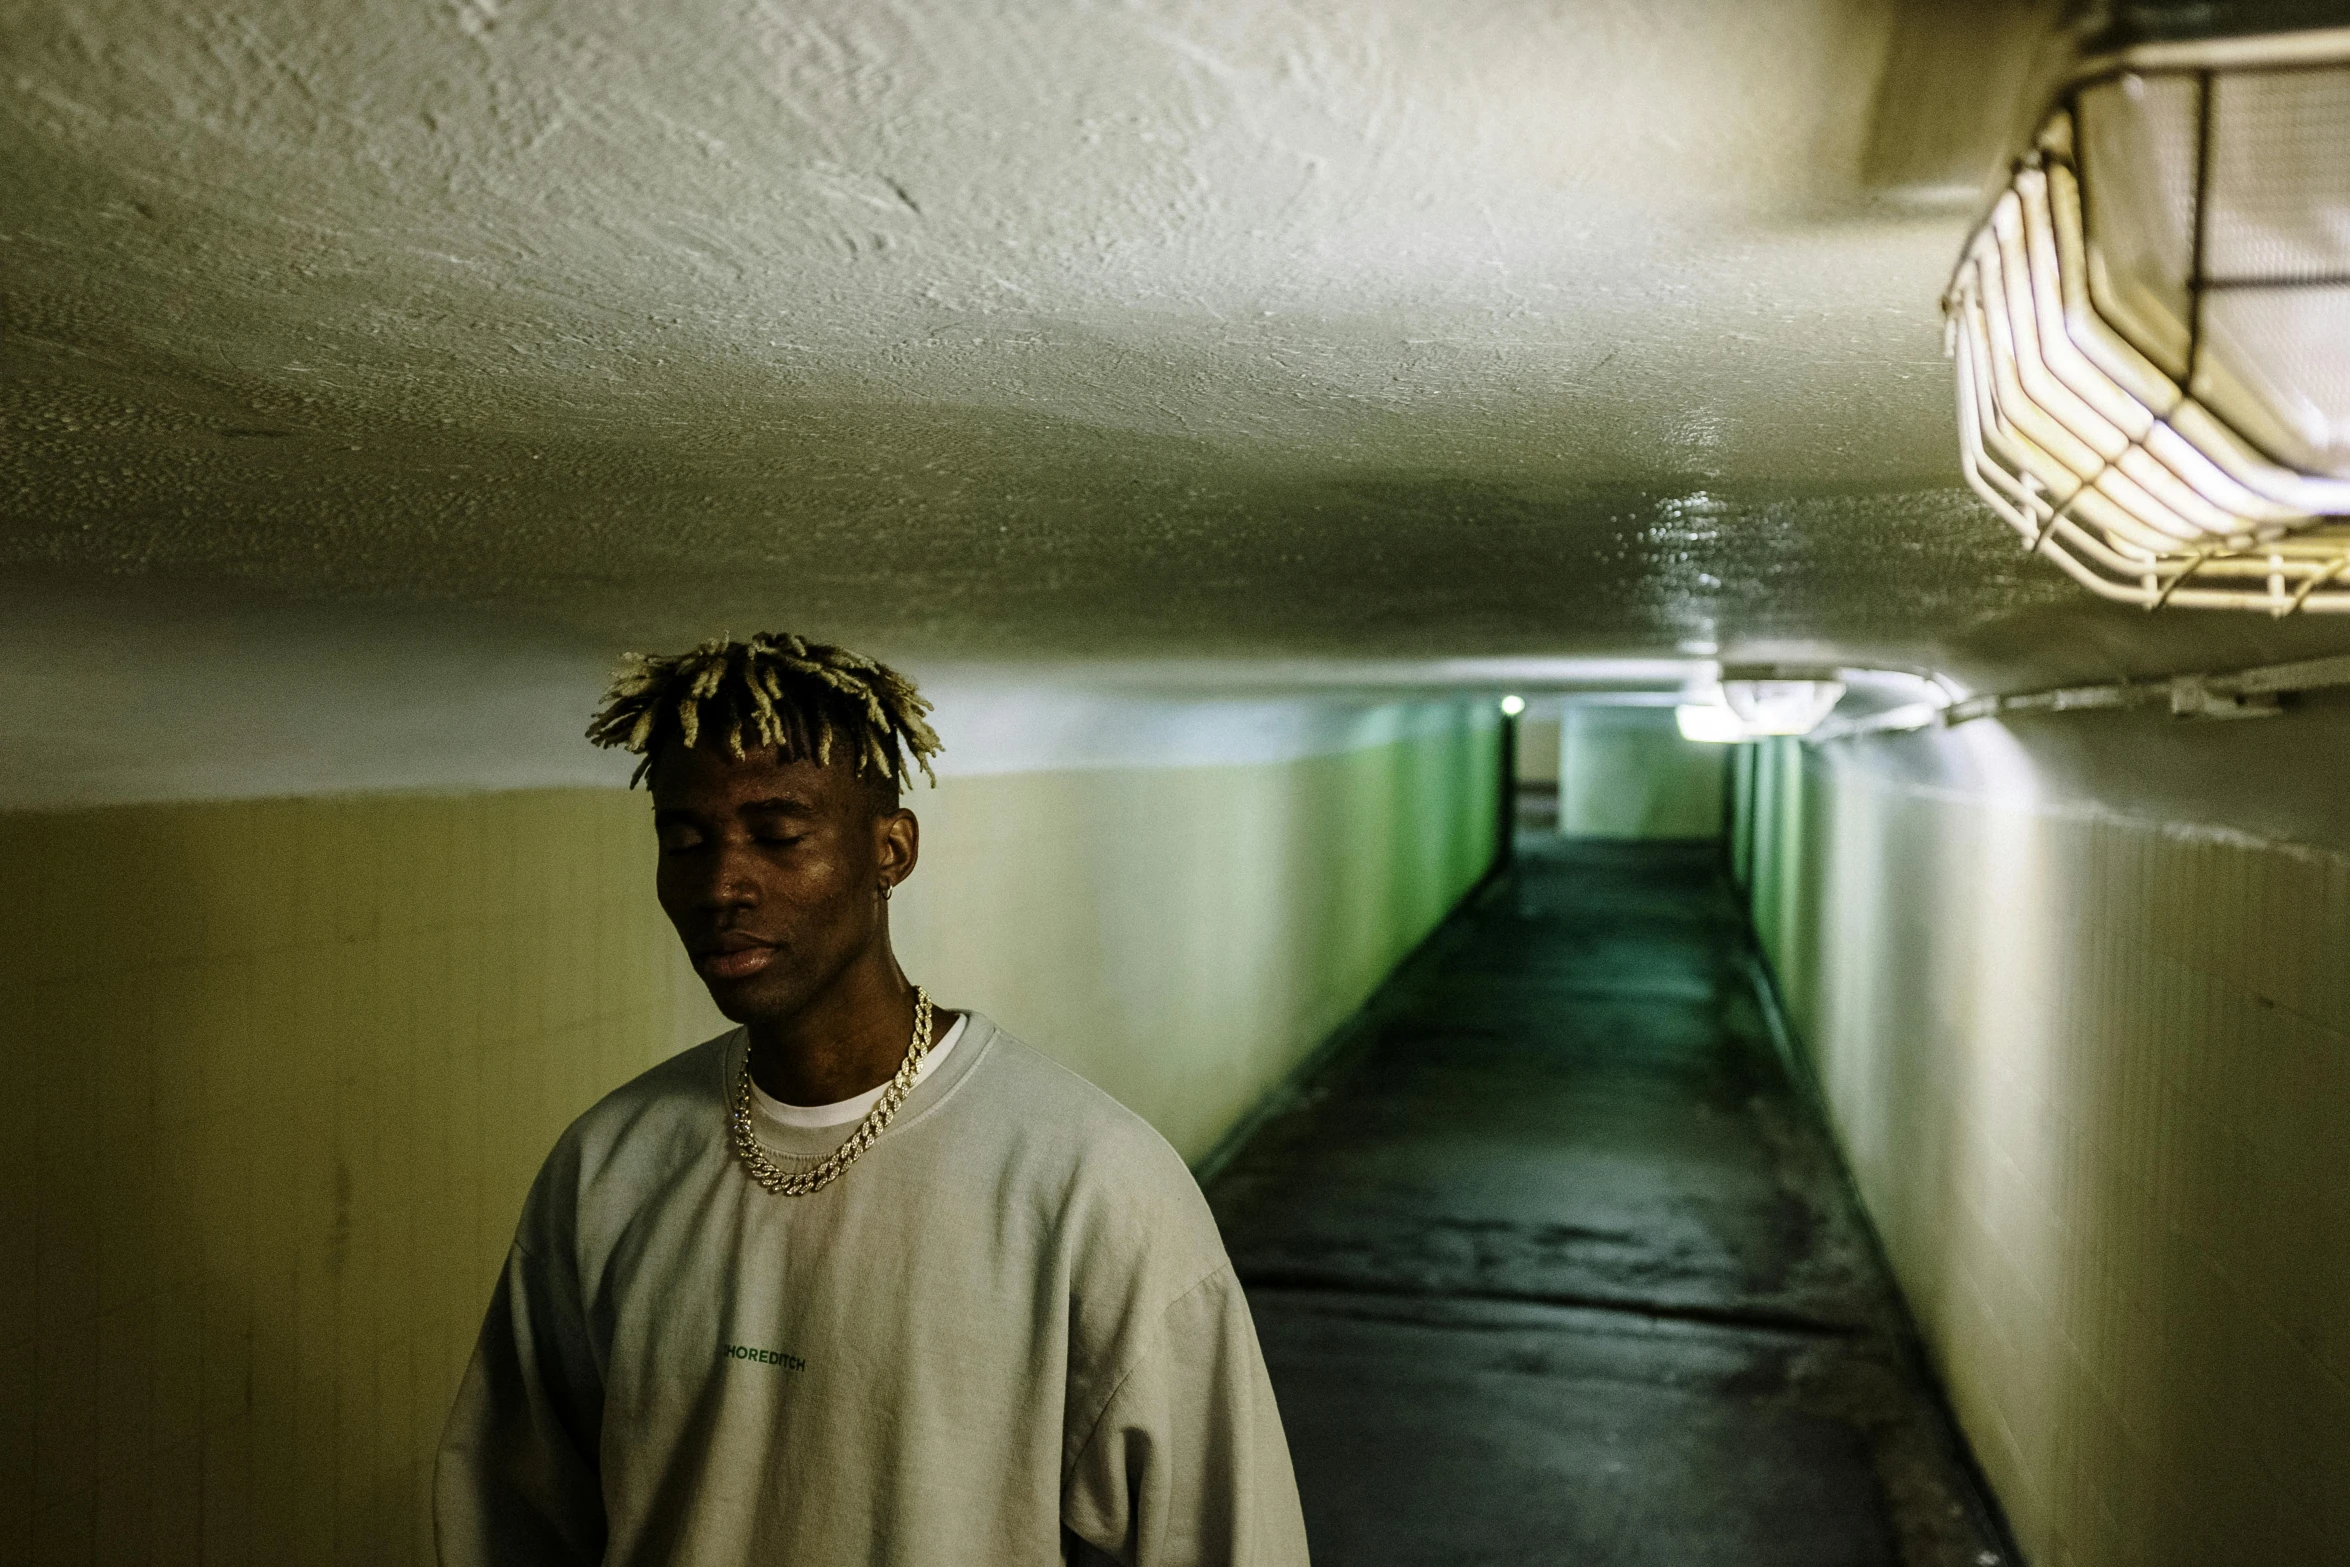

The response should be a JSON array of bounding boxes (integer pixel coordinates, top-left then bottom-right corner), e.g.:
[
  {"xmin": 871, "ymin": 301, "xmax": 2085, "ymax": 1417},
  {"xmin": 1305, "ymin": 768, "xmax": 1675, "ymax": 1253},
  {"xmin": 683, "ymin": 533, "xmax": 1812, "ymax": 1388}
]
[
  {"xmin": 749, "ymin": 1012, "xmax": 969, "ymax": 1129},
  {"xmin": 723, "ymin": 1011, "xmax": 995, "ymax": 1161}
]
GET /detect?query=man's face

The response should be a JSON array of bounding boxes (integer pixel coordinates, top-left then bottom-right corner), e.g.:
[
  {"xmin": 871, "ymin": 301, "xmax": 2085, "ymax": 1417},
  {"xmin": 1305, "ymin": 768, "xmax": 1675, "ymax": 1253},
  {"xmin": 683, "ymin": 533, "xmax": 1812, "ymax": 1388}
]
[{"xmin": 649, "ymin": 741, "xmax": 914, "ymax": 1027}]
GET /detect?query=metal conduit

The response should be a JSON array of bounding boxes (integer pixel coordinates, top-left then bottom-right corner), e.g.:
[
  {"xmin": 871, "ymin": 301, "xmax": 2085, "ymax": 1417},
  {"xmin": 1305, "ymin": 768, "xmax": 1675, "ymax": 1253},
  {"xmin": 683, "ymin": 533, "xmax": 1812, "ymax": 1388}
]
[{"xmin": 1812, "ymin": 651, "xmax": 2350, "ymax": 739}]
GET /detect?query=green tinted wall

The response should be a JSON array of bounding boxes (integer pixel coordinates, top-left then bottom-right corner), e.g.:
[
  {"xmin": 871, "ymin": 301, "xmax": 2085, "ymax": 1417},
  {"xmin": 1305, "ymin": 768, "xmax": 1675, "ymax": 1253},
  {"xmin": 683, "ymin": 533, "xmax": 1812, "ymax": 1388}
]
[{"xmin": 1733, "ymin": 733, "xmax": 2350, "ymax": 1567}]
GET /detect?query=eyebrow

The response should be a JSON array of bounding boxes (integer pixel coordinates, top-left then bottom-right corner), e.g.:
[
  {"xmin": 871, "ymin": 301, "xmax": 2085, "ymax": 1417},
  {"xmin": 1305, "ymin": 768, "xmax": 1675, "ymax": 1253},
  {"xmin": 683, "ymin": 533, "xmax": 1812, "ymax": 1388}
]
[
  {"xmin": 738, "ymin": 796, "xmax": 817, "ymax": 816},
  {"xmin": 652, "ymin": 797, "xmax": 818, "ymax": 827}
]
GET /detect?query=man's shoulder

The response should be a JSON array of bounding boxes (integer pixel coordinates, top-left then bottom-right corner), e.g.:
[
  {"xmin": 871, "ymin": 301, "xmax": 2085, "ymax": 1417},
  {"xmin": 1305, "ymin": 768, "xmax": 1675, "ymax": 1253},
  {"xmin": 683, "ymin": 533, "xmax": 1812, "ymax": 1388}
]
[
  {"xmin": 964, "ymin": 1025, "xmax": 1187, "ymax": 1174},
  {"xmin": 953, "ymin": 1022, "xmax": 1222, "ymax": 1249},
  {"xmin": 955, "ymin": 1025, "xmax": 1239, "ymax": 1371},
  {"xmin": 549, "ymin": 1030, "xmax": 735, "ymax": 1187}
]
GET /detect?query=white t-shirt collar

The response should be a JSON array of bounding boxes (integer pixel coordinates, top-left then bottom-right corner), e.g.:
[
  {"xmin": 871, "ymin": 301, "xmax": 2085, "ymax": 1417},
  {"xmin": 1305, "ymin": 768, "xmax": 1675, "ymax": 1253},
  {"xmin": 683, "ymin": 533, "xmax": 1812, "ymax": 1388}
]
[{"xmin": 750, "ymin": 1012, "xmax": 968, "ymax": 1130}]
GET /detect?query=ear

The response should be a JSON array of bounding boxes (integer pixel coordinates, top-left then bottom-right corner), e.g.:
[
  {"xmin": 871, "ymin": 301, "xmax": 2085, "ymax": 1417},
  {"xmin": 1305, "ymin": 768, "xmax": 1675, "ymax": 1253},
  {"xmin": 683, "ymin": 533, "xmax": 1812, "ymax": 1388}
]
[{"xmin": 875, "ymin": 807, "xmax": 920, "ymax": 895}]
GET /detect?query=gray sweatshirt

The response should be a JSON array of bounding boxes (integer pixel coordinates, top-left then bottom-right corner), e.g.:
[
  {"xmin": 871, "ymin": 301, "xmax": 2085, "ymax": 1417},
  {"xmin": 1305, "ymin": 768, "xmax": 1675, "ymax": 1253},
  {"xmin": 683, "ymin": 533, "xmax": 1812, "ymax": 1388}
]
[{"xmin": 434, "ymin": 1013, "xmax": 1310, "ymax": 1566}]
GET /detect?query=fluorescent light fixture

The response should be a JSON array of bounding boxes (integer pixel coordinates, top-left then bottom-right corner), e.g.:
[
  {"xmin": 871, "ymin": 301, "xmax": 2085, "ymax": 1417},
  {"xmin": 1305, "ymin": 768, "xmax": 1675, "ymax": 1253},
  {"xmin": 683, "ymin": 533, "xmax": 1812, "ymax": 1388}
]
[
  {"xmin": 1500, "ymin": 694, "xmax": 1526, "ymax": 716},
  {"xmin": 1677, "ymin": 667, "xmax": 1848, "ymax": 743},
  {"xmin": 1721, "ymin": 677, "xmax": 1847, "ymax": 736},
  {"xmin": 1946, "ymin": 27, "xmax": 2350, "ymax": 613},
  {"xmin": 1675, "ymin": 702, "xmax": 1750, "ymax": 744}
]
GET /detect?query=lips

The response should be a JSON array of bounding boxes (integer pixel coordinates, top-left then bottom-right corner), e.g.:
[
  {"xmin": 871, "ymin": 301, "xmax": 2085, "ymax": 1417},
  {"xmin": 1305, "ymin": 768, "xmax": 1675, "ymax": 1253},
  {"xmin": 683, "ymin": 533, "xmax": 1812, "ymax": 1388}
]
[{"xmin": 695, "ymin": 936, "xmax": 778, "ymax": 982}]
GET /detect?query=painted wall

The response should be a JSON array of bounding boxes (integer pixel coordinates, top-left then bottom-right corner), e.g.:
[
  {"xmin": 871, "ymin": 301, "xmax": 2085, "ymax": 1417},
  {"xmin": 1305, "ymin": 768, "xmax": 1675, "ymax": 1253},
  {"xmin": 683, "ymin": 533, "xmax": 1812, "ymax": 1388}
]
[
  {"xmin": 0, "ymin": 700, "xmax": 1497, "ymax": 1566},
  {"xmin": 895, "ymin": 716, "xmax": 1499, "ymax": 1160},
  {"xmin": 1558, "ymin": 705, "xmax": 1726, "ymax": 840},
  {"xmin": 1733, "ymin": 719, "xmax": 2350, "ymax": 1567},
  {"xmin": 1515, "ymin": 714, "xmax": 1563, "ymax": 786}
]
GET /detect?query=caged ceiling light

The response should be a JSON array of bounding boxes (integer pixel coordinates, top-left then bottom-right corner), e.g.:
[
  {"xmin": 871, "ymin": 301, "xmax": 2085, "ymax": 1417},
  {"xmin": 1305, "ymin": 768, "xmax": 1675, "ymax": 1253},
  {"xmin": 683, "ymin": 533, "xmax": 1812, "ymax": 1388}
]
[{"xmin": 1946, "ymin": 27, "xmax": 2350, "ymax": 613}]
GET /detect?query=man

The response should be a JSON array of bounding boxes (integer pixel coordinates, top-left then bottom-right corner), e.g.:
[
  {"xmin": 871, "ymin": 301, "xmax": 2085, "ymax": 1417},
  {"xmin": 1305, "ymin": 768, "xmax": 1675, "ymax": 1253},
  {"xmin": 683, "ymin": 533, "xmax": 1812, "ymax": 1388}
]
[{"xmin": 435, "ymin": 632, "xmax": 1310, "ymax": 1566}]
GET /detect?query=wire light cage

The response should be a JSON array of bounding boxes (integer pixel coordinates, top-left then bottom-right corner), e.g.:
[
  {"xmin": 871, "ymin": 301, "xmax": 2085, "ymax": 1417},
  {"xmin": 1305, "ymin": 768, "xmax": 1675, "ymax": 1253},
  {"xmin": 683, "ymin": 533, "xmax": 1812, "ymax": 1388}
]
[{"xmin": 1946, "ymin": 27, "xmax": 2350, "ymax": 613}]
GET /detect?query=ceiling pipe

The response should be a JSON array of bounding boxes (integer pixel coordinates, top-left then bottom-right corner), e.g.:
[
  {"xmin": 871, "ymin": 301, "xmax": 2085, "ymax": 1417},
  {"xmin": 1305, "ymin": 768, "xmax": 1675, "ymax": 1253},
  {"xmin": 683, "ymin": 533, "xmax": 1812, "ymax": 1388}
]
[{"xmin": 1812, "ymin": 650, "xmax": 2350, "ymax": 738}]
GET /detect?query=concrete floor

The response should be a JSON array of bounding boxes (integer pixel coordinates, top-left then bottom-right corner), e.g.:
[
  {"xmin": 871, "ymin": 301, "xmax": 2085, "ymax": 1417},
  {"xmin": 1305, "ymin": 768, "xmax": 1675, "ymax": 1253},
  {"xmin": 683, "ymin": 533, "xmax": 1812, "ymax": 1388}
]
[{"xmin": 1206, "ymin": 836, "xmax": 2018, "ymax": 1567}]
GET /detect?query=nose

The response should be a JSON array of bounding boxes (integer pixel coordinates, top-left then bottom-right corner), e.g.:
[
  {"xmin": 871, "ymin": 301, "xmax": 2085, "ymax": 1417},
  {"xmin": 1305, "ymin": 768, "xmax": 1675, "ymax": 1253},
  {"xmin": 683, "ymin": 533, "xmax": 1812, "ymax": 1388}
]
[{"xmin": 685, "ymin": 837, "xmax": 762, "ymax": 911}]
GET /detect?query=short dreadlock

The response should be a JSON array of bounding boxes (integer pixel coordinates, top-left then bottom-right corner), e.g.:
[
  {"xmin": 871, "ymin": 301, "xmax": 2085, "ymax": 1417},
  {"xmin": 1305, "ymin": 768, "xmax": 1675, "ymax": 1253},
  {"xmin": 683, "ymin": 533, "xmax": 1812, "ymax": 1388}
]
[{"xmin": 586, "ymin": 632, "xmax": 942, "ymax": 793}]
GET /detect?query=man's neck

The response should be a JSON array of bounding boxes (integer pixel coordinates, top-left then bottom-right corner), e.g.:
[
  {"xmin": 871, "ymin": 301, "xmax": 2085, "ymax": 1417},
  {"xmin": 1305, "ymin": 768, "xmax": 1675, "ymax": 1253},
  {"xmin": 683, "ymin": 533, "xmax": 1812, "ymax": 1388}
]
[{"xmin": 745, "ymin": 956, "xmax": 926, "ymax": 1106}]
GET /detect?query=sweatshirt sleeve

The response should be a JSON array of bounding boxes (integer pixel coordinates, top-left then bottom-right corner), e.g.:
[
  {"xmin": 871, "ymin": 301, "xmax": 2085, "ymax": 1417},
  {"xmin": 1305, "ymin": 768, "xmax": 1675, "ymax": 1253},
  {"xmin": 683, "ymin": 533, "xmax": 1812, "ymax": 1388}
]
[
  {"xmin": 1062, "ymin": 1266, "xmax": 1312, "ymax": 1567},
  {"xmin": 432, "ymin": 1235, "xmax": 608, "ymax": 1567}
]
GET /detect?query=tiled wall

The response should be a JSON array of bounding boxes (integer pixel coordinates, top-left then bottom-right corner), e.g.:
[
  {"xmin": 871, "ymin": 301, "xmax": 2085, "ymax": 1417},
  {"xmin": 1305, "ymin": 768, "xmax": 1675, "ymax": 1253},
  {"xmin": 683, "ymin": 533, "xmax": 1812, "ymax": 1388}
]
[
  {"xmin": 1736, "ymin": 734, "xmax": 2350, "ymax": 1566},
  {"xmin": 0, "ymin": 714, "xmax": 1496, "ymax": 1564},
  {"xmin": 0, "ymin": 791, "xmax": 707, "ymax": 1567}
]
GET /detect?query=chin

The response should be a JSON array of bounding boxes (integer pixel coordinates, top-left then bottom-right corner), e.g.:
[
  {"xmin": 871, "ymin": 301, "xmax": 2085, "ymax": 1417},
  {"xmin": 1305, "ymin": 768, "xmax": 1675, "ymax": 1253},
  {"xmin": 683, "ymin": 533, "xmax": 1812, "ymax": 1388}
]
[{"xmin": 704, "ymin": 975, "xmax": 805, "ymax": 1029}]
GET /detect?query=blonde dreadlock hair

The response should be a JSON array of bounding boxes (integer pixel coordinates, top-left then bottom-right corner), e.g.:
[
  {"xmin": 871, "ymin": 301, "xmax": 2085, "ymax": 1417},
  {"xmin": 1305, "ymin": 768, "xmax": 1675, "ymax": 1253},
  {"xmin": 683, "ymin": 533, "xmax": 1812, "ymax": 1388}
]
[{"xmin": 586, "ymin": 632, "xmax": 942, "ymax": 793}]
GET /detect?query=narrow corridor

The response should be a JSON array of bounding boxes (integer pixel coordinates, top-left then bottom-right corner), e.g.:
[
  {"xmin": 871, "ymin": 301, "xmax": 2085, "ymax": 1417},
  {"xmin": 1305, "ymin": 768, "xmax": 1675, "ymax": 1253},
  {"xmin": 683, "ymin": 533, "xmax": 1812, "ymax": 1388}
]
[{"xmin": 1206, "ymin": 836, "xmax": 2015, "ymax": 1567}]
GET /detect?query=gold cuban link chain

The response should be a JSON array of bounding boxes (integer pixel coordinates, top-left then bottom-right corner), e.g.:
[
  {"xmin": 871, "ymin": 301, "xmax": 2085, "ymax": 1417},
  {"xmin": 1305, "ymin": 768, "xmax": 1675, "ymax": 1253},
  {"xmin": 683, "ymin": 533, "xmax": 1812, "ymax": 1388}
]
[{"xmin": 729, "ymin": 987, "xmax": 934, "ymax": 1196}]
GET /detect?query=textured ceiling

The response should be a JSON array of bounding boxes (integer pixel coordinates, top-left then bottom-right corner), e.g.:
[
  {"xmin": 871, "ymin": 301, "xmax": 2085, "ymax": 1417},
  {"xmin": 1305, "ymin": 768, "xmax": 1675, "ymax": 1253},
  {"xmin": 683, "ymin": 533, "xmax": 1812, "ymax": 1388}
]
[{"xmin": 8, "ymin": 0, "xmax": 2350, "ymax": 691}]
